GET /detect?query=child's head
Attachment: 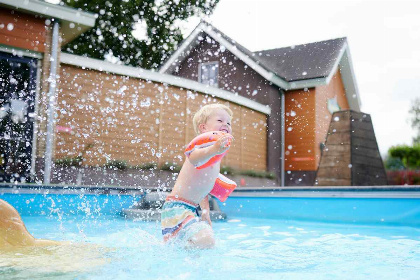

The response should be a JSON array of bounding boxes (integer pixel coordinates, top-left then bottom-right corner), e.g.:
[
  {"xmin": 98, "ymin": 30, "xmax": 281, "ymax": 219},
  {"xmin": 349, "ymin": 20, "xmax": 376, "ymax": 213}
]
[{"xmin": 193, "ymin": 104, "xmax": 233, "ymax": 134}]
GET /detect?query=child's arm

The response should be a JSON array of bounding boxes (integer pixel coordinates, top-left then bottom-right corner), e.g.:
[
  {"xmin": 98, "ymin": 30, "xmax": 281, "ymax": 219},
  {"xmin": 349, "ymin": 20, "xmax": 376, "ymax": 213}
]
[
  {"xmin": 199, "ymin": 195, "xmax": 212, "ymax": 226},
  {"xmin": 187, "ymin": 134, "xmax": 233, "ymax": 167}
]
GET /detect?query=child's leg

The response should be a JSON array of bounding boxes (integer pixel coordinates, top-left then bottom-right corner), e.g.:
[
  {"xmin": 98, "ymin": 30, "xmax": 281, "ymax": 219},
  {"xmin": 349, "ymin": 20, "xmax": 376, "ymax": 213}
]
[{"xmin": 186, "ymin": 227, "xmax": 215, "ymax": 249}]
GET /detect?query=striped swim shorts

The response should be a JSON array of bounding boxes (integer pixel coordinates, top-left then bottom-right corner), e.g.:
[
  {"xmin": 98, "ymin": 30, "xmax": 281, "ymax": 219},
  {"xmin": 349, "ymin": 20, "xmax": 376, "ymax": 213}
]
[{"xmin": 161, "ymin": 195, "xmax": 211, "ymax": 242}]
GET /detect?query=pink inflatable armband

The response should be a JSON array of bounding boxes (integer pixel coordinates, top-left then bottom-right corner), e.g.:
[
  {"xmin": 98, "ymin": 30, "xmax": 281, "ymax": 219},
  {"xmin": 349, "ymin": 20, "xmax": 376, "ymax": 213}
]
[{"xmin": 210, "ymin": 173, "xmax": 237, "ymax": 202}]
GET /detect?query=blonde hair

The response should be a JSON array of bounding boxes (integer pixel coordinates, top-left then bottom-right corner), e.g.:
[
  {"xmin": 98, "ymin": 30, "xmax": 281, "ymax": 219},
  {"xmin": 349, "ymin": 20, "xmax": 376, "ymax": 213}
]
[{"xmin": 193, "ymin": 103, "xmax": 233, "ymax": 134}]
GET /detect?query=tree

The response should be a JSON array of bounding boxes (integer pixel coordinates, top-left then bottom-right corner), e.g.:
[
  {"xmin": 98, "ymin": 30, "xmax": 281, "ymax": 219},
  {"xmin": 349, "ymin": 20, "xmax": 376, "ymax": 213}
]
[
  {"xmin": 388, "ymin": 144, "xmax": 420, "ymax": 170},
  {"xmin": 409, "ymin": 98, "xmax": 420, "ymax": 144},
  {"xmin": 62, "ymin": 0, "xmax": 219, "ymax": 69}
]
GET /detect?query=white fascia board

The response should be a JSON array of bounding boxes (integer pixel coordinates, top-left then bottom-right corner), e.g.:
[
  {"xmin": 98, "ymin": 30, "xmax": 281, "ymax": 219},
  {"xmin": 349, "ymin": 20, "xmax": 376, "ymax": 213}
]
[
  {"xmin": 343, "ymin": 46, "xmax": 361, "ymax": 110},
  {"xmin": 327, "ymin": 43, "xmax": 362, "ymax": 111},
  {"xmin": 326, "ymin": 42, "xmax": 348, "ymax": 84},
  {"xmin": 60, "ymin": 53, "xmax": 271, "ymax": 115},
  {"xmin": 0, "ymin": 44, "xmax": 43, "ymax": 59},
  {"xmin": 159, "ymin": 24, "xmax": 204, "ymax": 74},
  {"xmin": 0, "ymin": 0, "xmax": 96, "ymax": 27},
  {"xmin": 337, "ymin": 48, "xmax": 361, "ymax": 111}
]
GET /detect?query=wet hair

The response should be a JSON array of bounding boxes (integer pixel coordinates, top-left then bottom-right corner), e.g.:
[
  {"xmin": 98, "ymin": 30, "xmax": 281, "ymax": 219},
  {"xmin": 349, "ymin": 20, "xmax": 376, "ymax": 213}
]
[{"xmin": 193, "ymin": 103, "xmax": 233, "ymax": 134}]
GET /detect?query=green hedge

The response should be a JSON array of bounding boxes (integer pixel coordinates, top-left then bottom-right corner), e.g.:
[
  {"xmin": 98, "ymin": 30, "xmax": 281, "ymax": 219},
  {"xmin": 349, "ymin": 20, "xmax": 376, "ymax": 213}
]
[
  {"xmin": 220, "ymin": 166, "xmax": 276, "ymax": 179},
  {"xmin": 54, "ymin": 159, "xmax": 275, "ymax": 179}
]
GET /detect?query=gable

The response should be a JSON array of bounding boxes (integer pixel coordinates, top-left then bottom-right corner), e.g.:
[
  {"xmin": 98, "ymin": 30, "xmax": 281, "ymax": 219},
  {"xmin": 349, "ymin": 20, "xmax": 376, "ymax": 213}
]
[
  {"xmin": 174, "ymin": 33, "xmax": 276, "ymax": 106},
  {"xmin": 160, "ymin": 21, "xmax": 361, "ymax": 111}
]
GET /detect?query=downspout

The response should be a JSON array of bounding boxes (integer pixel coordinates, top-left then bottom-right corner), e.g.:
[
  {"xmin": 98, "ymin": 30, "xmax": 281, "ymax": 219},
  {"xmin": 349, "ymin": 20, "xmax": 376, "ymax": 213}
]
[
  {"xmin": 280, "ymin": 92, "xmax": 285, "ymax": 187},
  {"xmin": 30, "ymin": 59, "xmax": 42, "ymax": 180},
  {"xmin": 44, "ymin": 20, "xmax": 59, "ymax": 184}
]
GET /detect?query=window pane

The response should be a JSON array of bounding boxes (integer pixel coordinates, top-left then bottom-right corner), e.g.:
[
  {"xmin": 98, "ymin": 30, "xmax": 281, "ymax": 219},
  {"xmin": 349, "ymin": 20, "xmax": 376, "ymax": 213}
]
[{"xmin": 200, "ymin": 62, "xmax": 218, "ymax": 87}]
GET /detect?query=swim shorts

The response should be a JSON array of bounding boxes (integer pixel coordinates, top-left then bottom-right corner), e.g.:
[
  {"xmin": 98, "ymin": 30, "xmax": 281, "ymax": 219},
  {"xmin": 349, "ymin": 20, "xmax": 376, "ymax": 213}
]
[{"xmin": 161, "ymin": 195, "xmax": 211, "ymax": 242}]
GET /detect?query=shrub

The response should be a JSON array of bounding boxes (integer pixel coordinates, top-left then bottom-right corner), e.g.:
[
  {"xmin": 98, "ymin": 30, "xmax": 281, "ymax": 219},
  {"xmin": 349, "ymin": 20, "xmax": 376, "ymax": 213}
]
[
  {"xmin": 105, "ymin": 160, "xmax": 128, "ymax": 170},
  {"xmin": 388, "ymin": 144, "xmax": 420, "ymax": 169},
  {"xmin": 220, "ymin": 165, "xmax": 236, "ymax": 175},
  {"xmin": 160, "ymin": 162, "xmax": 181, "ymax": 173},
  {"xmin": 384, "ymin": 156, "xmax": 405, "ymax": 170},
  {"xmin": 55, "ymin": 156, "xmax": 82, "ymax": 167},
  {"xmin": 387, "ymin": 170, "xmax": 420, "ymax": 185},
  {"xmin": 220, "ymin": 166, "xmax": 276, "ymax": 179},
  {"xmin": 135, "ymin": 163, "xmax": 158, "ymax": 170},
  {"xmin": 239, "ymin": 169, "xmax": 276, "ymax": 179},
  {"xmin": 54, "ymin": 143, "xmax": 94, "ymax": 167}
]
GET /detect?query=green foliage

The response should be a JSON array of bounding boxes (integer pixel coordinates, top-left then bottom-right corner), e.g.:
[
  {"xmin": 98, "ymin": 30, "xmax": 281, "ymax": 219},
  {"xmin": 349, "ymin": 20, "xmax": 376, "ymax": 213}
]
[
  {"xmin": 62, "ymin": 0, "xmax": 219, "ymax": 69},
  {"xmin": 388, "ymin": 144, "xmax": 420, "ymax": 169},
  {"xmin": 220, "ymin": 165, "xmax": 235, "ymax": 175},
  {"xmin": 160, "ymin": 162, "xmax": 181, "ymax": 173},
  {"xmin": 239, "ymin": 169, "xmax": 276, "ymax": 179},
  {"xmin": 384, "ymin": 156, "xmax": 405, "ymax": 170},
  {"xmin": 387, "ymin": 170, "xmax": 420, "ymax": 185},
  {"xmin": 105, "ymin": 159, "xmax": 129, "ymax": 170},
  {"xmin": 55, "ymin": 143, "xmax": 94, "ymax": 167},
  {"xmin": 409, "ymin": 98, "xmax": 420, "ymax": 144},
  {"xmin": 55, "ymin": 156, "xmax": 83, "ymax": 167},
  {"xmin": 135, "ymin": 162, "xmax": 158, "ymax": 170},
  {"xmin": 220, "ymin": 165, "xmax": 276, "ymax": 179}
]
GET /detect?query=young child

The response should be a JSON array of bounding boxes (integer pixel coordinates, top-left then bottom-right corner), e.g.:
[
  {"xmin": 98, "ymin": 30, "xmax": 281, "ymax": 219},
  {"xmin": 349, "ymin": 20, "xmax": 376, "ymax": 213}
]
[{"xmin": 161, "ymin": 104, "xmax": 233, "ymax": 249}]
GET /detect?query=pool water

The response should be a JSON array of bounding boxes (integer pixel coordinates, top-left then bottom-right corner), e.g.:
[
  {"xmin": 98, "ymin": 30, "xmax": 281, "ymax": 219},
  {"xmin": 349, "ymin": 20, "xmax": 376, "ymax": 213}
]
[{"xmin": 1, "ymin": 212, "xmax": 419, "ymax": 279}]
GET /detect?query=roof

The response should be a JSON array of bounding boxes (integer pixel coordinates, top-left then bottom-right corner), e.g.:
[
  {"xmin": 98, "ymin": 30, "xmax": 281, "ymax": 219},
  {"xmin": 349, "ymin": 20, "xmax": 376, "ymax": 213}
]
[
  {"xmin": 0, "ymin": 0, "xmax": 96, "ymax": 45},
  {"xmin": 159, "ymin": 21, "xmax": 361, "ymax": 111},
  {"xmin": 253, "ymin": 38, "xmax": 347, "ymax": 82}
]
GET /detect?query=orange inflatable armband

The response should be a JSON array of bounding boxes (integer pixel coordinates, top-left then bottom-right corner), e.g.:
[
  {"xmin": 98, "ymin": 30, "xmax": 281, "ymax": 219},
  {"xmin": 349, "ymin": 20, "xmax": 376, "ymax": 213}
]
[{"xmin": 184, "ymin": 131, "xmax": 230, "ymax": 169}]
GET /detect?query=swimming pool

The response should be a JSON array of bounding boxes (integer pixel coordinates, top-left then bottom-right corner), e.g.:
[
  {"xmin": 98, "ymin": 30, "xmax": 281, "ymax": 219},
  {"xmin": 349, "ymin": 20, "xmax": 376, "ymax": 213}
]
[{"xmin": 1, "ymin": 188, "xmax": 420, "ymax": 279}]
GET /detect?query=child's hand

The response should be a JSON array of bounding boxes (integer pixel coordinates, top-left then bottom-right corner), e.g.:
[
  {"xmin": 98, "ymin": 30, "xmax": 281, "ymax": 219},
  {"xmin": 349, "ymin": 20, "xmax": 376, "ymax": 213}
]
[{"xmin": 213, "ymin": 134, "xmax": 233, "ymax": 155}]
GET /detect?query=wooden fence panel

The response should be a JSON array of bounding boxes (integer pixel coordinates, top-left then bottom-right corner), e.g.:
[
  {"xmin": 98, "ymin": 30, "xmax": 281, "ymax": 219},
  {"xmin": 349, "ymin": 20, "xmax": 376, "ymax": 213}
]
[{"xmin": 55, "ymin": 65, "xmax": 268, "ymax": 171}]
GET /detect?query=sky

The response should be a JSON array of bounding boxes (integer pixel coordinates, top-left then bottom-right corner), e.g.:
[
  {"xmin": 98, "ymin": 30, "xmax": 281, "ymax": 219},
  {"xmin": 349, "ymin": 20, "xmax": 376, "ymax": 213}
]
[{"xmin": 176, "ymin": 0, "xmax": 420, "ymax": 156}]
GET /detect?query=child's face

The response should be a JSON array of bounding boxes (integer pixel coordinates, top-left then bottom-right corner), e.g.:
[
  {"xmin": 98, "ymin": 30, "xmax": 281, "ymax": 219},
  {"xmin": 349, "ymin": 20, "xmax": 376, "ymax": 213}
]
[{"xmin": 200, "ymin": 109, "xmax": 232, "ymax": 134}]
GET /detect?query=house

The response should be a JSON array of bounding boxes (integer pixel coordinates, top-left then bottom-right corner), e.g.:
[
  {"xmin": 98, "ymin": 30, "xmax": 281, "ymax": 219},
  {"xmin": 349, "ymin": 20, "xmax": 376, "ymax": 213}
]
[
  {"xmin": 0, "ymin": 1, "xmax": 271, "ymax": 187},
  {"xmin": 0, "ymin": 0, "xmax": 96, "ymax": 183},
  {"xmin": 160, "ymin": 21, "xmax": 361, "ymax": 186}
]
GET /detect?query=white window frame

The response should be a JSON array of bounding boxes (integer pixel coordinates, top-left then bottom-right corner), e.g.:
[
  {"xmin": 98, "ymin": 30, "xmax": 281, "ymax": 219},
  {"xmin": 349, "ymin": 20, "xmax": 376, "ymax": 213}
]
[{"xmin": 198, "ymin": 61, "xmax": 219, "ymax": 87}]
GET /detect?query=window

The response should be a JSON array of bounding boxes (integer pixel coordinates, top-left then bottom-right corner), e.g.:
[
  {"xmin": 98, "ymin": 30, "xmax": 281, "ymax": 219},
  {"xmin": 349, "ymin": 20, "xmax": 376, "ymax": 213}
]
[
  {"xmin": 327, "ymin": 96, "xmax": 341, "ymax": 114},
  {"xmin": 0, "ymin": 51, "xmax": 37, "ymax": 183},
  {"xmin": 199, "ymin": 62, "xmax": 218, "ymax": 87}
]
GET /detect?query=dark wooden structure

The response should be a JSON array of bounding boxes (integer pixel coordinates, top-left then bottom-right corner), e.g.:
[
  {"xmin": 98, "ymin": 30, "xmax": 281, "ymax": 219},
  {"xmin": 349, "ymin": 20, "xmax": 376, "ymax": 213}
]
[{"xmin": 315, "ymin": 110, "xmax": 387, "ymax": 186}]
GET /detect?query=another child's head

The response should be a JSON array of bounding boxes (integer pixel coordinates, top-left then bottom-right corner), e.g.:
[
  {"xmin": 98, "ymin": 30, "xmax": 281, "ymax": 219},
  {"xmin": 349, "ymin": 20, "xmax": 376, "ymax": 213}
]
[{"xmin": 193, "ymin": 104, "xmax": 233, "ymax": 135}]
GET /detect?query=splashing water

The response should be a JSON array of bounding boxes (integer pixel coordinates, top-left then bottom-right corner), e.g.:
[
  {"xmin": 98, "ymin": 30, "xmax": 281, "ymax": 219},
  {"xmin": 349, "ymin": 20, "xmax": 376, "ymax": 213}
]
[{"xmin": 1, "ymin": 214, "xmax": 419, "ymax": 280}]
